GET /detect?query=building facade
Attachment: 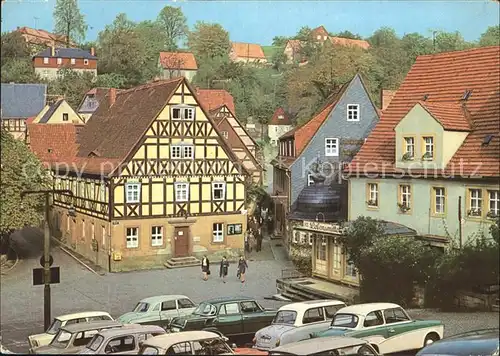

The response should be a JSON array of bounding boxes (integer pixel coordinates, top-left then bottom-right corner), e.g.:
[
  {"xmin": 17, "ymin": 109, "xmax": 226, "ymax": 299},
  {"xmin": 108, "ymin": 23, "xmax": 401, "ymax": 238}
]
[
  {"xmin": 32, "ymin": 98, "xmax": 84, "ymax": 124},
  {"xmin": 17, "ymin": 26, "xmax": 74, "ymax": 48},
  {"xmin": 0, "ymin": 83, "xmax": 47, "ymax": 140},
  {"xmin": 348, "ymin": 46, "xmax": 500, "ymax": 246},
  {"xmin": 77, "ymin": 88, "xmax": 118, "ymax": 123},
  {"xmin": 230, "ymin": 42, "xmax": 267, "ymax": 64},
  {"xmin": 272, "ymin": 74, "xmax": 380, "ymax": 241},
  {"xmin": 159, "ymin": 52, "xmax": 198, "ymax": 82},
  {"xmin": 268, "ymin": 107, "xmax": 293, "ymax": 145},
  {"xmin": 33, "ymin": 47, "xmax": 97, "ymax": 80},
  {"xmin": 28, "ymin": 77, "xmax": 249, "ymax": 272}
]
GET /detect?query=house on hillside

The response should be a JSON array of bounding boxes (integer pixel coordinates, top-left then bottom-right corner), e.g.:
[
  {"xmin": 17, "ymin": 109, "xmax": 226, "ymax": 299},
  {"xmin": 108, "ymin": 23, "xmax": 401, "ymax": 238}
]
[
  {"xmin": 347, "ymin": 46, "xmax": 500, "ymax": 251},
  {"xmin": 195, "ymin": 88, "xmax": 236, "ymax": 113},
  {"xmin": 77, "ymin": 88, "xmax": 120, "ymax": 123},
  {"xmin": 271, "ymin": 74, "xmax": 380, "ymax": 248},
  {"xmin": 17, "ymin": 26, "xmax": 75, "ymax": 49},
  {"xmin": 230, "ymin": 42, "xmax": 267, "ymax": 64},
  {"xmin": 268, "ymin": 107, "xmax": 293, "ymax": 146},
  {"xmin": 33, "ymin": 47, "xmax": 97, "ymax": 80},
  {"xmin": 27, "ymin": 77, "xmax": 249, "ymax": 272},
  {"xmin": 310, "ymin": 25, "xmax": 330, "ymax": 42},
  {"xmin": 31, "ymin": 98, "xmax": 83, "ymax": 125},
  {"xmin": 158, "ymin": 52, "xmax": 198, "ymax": 82},
  {"xmin": 0, "ymin": 83, "xmax": 47, "ymax": 140}
]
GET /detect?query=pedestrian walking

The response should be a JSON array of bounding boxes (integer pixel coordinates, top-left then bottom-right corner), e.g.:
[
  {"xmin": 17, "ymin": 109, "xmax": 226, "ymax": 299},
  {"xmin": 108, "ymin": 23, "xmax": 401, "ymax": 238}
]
[
  {"xmin": 256, "ymin": 227, "xmax": 263, "ymax": 252},
  {"xmin": 219, "ymin": 256, "xmax": 229, "ymax": 283},
  {"xmin": 201, "ymin": 255, "xmax": 210, "ymax": 281},
  {"xmin": 237, "ymin": 255, "xmax": 248, "ymax": 283}
]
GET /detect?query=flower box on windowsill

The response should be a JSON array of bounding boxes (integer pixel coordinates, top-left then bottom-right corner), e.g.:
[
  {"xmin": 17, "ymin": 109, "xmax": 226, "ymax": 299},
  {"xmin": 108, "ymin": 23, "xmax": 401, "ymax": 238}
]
[
  {"xmin": 366, "ymin": 200, "xmax": 378, "ymax": 208},
  {"xmin": 401, "ymin": 152, "xmax": 414, "ymax": 161},
  {"xmin": 486, "ymin": 211, "xmax": 498, "ymax": 219},
  {"xmin": 422, "ymin": 152, "xmax": 433, "ymax": 161},
  {"xmin": 397, "ymin": 203, "xmax": 410, "ymax": 213},
  {"xmin": 468, "ymin": 209, "xmax": 482, "ymax": 217}
]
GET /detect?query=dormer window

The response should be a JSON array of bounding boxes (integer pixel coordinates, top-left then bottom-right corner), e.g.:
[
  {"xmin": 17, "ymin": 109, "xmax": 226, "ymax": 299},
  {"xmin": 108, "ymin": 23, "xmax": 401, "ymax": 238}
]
[
  {"xmin": 402, "ymin": 137, "xmax": 415, "ymax": 160},
  {"xmin": 422, "ymin": 136, "xmax": 434, "ymax": 160}
]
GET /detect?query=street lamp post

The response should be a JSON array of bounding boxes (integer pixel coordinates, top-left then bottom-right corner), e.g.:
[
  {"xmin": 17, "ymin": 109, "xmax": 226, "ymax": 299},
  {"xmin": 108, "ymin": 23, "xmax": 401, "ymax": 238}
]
[{"xmin": 20, "ymin": 189, "xmax": 73, "ymax": 330}]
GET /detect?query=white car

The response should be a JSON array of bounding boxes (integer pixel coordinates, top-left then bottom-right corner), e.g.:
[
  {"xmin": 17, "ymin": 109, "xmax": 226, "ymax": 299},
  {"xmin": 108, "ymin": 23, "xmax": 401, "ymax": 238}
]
[
  {"xmin": 312, "ymin": 302, "xmax": 444, "ymax": 354},
  {"xmin": 28, "ymin": 311, "xmax": 113, "ymax": 350},
  {"xmin": 253, "ymin": 299, "xmax": 346, "ymax": 350}
]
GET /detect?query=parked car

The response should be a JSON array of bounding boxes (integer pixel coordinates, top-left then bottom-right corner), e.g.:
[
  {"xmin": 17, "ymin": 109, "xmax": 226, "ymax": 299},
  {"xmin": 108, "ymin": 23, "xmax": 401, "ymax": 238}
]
[
  {"xmin": 78, "ymin": 324, "xmax": 166, "ymax": 354},
  {"xmin": 312, "ymin": 302, "xmax": 444, "ymax": 355},
  {"xmin": 268, "ymin": 336, "xmax": 380, "ymax": 356},
  {"xmin": 137, "ymin": 330, "xmax": 235, "ymax": 355},
  {"xmin": 27, "ymin": 311, "xmax": 113, "ymax": 350},
  {"xmin": 253, "ymin": 299, "xmax": 346, "ymax": 350},
  {"xmin": 416, "ymin": 328, "xmax": 499, "ymax": 356},
  {"xmin": 169, "ymin": 296, "xmax": 277, "ymax": 344},
  {"xmin": 30, "ymin": 320, "xmax": 123, "ymax": 354},
  {"xmin": 0, "ymin": 337, "xmax": 15, "ymax": 354},
  {"xmin": 117, "ymin": 295, "xmax": 197, "ymax": 328}
]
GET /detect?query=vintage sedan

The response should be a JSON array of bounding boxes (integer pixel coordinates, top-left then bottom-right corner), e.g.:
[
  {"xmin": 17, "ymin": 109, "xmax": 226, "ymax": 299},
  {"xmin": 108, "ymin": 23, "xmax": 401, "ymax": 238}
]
[
  {"xmin": 78, "ymin": 324, "xmax": 166, "ymax": 354},
  {"xmin": 138, "ymin": 330, "xmax": 235, "ymax": 355},
  {"xmin": 312, "ymin": 302, "xmax": 444, "ymax": 355},
  {"xmin": 253, "ymin": 299, "xmax": 346, "ymax": 350},
  {"xmin": 31, "ymin": 320, "xmax": 123, "ymax": 354},
  {"xmin": 268, "ymin": 336, "xmax": 380, "ymax": 356},
  {"xmin": 169, "ymin": 296, "xmax": 277, "ymax": 343},
  {"xmin": 117, "ymin": 295, "xmax": 196, "ymax": 327},
  {"xmin": 28, "ymin": 311, "xmax": 113, "ymax": 350}
]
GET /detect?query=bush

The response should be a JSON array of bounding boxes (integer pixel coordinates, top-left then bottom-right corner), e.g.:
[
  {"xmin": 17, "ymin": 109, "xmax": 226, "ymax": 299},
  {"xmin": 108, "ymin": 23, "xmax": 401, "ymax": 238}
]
[
  {"xmin": 358, "ymin": 236, "xmax": 440, "ymax": 307},
  {"xmin": 291, "ymin": 256, "xmax": 312, "ymax": 277}
]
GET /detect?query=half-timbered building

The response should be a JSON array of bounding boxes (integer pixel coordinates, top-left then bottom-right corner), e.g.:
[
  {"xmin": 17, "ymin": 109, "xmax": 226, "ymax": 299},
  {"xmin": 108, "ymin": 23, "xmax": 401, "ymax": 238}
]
[{"xmin": 28, "ymin": 77, "xmax": 249, "ymax": 272}]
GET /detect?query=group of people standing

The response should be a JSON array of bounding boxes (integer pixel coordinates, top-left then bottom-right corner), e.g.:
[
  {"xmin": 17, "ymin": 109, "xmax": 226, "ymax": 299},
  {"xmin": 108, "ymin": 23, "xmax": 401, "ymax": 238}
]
[{"xmin": 201, "ymin": 255, "xmax": 248, "ymax": 283}]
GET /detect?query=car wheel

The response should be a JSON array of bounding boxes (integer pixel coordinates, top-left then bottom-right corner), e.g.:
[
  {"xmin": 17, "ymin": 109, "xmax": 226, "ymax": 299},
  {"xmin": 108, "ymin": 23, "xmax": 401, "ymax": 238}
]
[{"xmin": 423, "ymin": 333, "xmax": 440, "ymax": 347}]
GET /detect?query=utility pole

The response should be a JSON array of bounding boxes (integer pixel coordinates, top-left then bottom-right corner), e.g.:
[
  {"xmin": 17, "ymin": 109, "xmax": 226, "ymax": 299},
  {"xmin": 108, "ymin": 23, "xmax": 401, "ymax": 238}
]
[
  {"xmin": 21, "ymin": 189, "xmax": 73, "ymax": 330},
  {"xmin": 33, "ymin": 16, "xmax": 39, "ymax": 28},
  {"xmin": 458, "ymin": 196, "xmax": 463, "ymax": 249}
]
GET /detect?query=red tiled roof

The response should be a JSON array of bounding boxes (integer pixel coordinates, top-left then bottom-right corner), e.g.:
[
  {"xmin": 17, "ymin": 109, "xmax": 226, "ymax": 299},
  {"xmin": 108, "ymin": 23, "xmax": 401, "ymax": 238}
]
[
  {"xmin": 27, "ymin": 123, "xmax": 80, "ymax": 162},
  {"xmin": 17, "ymin": 26, "xmax": 73, "ymax": 46},
  {"xmin": 231, "ymin": 42, "xmax": 266, "ymax": 59},
  {"xmin": 159, "ymin": 52, "xmax": 198, "ymax": 70},
  {"xmin": 418, "ymin": 101, "xmax": 471, "ymax": 131},
  {"xmin": 196, "ymin": 88, "xmax": 236, "ymax": 114},
  {"xmin": 269, "ymin": 107, "xmax": 292, "ymax": 125},
  {"xmin": 329, "ymin": 36, "xmax": 370, "ymax": 50},
  {"xmin": 349, "ymin": 46, "xmax": 500, "ymax": 177}
]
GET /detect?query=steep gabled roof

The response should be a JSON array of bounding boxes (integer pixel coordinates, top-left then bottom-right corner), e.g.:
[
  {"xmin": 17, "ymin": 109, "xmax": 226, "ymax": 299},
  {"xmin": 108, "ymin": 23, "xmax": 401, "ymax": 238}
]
[
  {"xmin": 196, "ymin": 88, "xmax": 236, "ymax": 114},
  {"xmin": 159, "ymin": 52, "xmax": 198, "ymax": 70},
  {"xmin": 231, "ymin": 42, "xmax": 266, "ymax": 59},
  {"xmin": 418, "ymin": 101, "xmax": 471, "ymax": 131},
  {"xmin": 209, "ymin": 104, "xmax": 258, "ymax": 148},
  {"xmin": 311, "ymin": 26, "xmax": 329, "ymax": 39},
  {"xmin": 0, "ymin": 83, "xmax": 47, "ymax": 118},
  {"xmin": 38, "ymin": 99, "xmax": 64, "ymax": 123},
  {"xmin": 349, "ymin": 46, "xmax": 500, "ymax": 177},
  {"xmin": 269, "ymin": 107, "xmax": 293, "ymax": 126}
]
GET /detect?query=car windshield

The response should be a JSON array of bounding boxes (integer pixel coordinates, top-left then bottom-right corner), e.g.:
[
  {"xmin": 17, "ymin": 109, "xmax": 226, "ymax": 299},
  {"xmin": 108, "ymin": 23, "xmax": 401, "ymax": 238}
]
[
  {"xmin": 331, "ymin": 313, "xmax": 359, "ymax": 328},
  {"xmin": 87, "ymin": 334, "xmax": 104, "ymax": 352},
  {"xmin": 46, "ymin": 318, "xmax": 63, "ymax": 335},
  {"xmin": 50, "ymin": 329, "xmax": 73, "ymax": 348},
  {"xmin": 273, "ymin": 310, "xmax": 297, "ymax": 325},
  {"xmin": 193, "ymin": 302, "xmax": 217, "ymax": 316},
  {"xmin": 133, "ymin": 302, "xmax": 150, "ymax": 312}
]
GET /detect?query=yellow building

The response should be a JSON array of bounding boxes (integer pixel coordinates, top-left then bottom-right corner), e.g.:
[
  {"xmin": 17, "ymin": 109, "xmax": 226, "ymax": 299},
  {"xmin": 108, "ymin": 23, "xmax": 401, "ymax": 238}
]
[
  {"xmin": 32, "ymin": 98, "xmax": 84, "ymax": 124},
  {"xmin": 30, "ymin": 77, "xmax": 249, "ymax": 272}
]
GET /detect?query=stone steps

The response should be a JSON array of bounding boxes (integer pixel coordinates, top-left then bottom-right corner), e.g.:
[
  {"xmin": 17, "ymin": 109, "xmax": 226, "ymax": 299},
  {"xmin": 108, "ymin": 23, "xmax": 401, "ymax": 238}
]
[
  {"xmin": 276, "ymin": 277, "xmax": 354, "ymax": 303},
  {"xmin": 164, "ymin": 256, "xmax": 201, "ymax": 269}
]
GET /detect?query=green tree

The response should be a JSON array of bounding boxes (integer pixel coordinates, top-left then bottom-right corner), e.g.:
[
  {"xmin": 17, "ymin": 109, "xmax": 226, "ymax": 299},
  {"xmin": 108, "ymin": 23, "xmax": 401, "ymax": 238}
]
[
  {"xmin": 295, "ymin": 26, "xmax": 312, "ymax": 41},
  {"xmin": 271, "ymin": 51, "xmax": 288, "ymax": 71},
  {"xmin": 334, "ymin": 30, "xmax": 362, "ymax": 40},
  {"xmin": 479, "ymin": 25, "xmax": 500, "ymax": 47},
  {"xmin": 434, "ymin": 31, "xmax": 468, "ymax": 52},
  {"xmin": 343, "ymin": 216, "xmax": 385, "ymax": 269},
  {"xmin": 53, "ymin": 0, "xmax": 87, "ymax": 45},
  {"xmin": 0, "ymin": 130, "xmax": 48, "ymax": 242},
  {"xmin": 187, "ymin": 22, "xmax": 231, "ymax": 59},
  {"xmin": 135, "ymin": 20, "xmax": 167, "ymax": 80},
  {"xmin": 1, "ymin": 60, "xmax": 38, "ymax": 83},
  {"xmin": 272, "ymin": 36, "xmax": 290, "ymax": 46},
  {"xmin": 156, "ymin": 6, "xmax": 188, "ymax": 50},
  {"xmin": 47, "ymin": 68, "xmax": 93, "ymax": 107},
  {"xmin": 94, "ymin": 73, "xmax": 127, "ymax": 88},
  {"xmin": 1, "ymin": 31, "xmax": 31, "ymax": 66}
]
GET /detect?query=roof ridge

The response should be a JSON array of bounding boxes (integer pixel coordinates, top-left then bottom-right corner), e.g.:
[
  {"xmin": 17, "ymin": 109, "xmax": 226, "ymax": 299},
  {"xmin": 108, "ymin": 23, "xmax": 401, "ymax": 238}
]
[
  {"xmin": 416, "ymin": 45, "xmax": 500, "ymax": 60},
  {"xmin": 118, "ymin": 77, "xmax": 183, "ymax": 95}
]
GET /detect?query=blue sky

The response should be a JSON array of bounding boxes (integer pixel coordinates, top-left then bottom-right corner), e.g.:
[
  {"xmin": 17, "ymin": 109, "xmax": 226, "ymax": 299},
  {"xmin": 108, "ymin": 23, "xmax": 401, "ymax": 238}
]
[{"xmin": 1, "ymin": 1, "xmax": 499, "ymax": 45}]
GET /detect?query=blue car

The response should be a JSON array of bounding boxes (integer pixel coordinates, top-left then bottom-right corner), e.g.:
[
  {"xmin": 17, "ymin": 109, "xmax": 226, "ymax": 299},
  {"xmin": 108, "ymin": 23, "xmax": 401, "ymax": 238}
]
[{"xmin": 417, "ymin": 328, "xmax": 499, "ymax": 356}]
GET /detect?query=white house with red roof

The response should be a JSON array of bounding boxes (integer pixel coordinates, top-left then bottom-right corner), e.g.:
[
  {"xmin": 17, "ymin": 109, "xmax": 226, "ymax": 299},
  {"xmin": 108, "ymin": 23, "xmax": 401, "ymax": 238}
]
[
  {"xmin": 158, "ymin": 52, "xmax": 198, "ymax": 82},
  {"xmin": 268, "ymin": 107, "xmax": 293, "ymax": 145},
  {"xmin": 347, "ymin": 46, "xmax": 500, "ymax": 246}
]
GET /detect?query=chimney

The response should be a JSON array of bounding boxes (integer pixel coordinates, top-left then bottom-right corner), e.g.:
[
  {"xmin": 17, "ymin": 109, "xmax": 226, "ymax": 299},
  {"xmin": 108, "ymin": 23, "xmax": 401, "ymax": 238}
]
[
  {"xmin": 381, "ymin": 89, "xmax": 396, "ymax": 111},
  {"xmin": 51, "ymin": 45, "xmax": 55, "ymax": 57},
  {"xmin": 90, "ymin": 47, "xmax": 95, "ymax": 56},
  {"xmin": 108, "ymin": 88, "xmax": 116, "ymax": 107}
]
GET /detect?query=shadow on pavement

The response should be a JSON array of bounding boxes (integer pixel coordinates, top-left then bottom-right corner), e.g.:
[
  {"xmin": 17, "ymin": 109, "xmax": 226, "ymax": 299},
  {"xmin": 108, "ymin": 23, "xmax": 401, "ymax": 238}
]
[{"xmin": 9, "ymin": 227, "xmax": 45, "ymax": 260}]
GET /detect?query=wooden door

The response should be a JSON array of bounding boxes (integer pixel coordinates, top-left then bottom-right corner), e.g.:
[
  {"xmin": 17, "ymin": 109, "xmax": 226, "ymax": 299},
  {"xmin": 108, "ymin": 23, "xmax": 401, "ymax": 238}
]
[{"xmin": 174, "ymin": 227, "xmax": 190, "ymax": 257}]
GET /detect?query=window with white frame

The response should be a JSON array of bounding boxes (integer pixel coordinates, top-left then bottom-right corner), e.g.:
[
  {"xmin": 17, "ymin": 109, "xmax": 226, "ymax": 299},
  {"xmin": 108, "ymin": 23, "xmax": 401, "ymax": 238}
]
[
  {"xmin": 171, "ymin": 107, "xmax": 181, "ymax": 120},
  {"xmin": 171, "ymin": 145, "xmax": 193, "ymax": 159},
  {"xmin": 43, "ymin": 57, "xmax": 49, "ymax": 64},
  {"xmin": 433, "ymin": 187, "xmax": 446, "ymax": 214},
  {"xmin": 367, "ymin": 183, "xmax": 378, "ymax": 207},
  {"xmin": 70, "ymin": 58, "xmax": 75, "ymax": 65},
  {"xmin": 171, "ymin": 106, "xmax": 195, "ymax": 120},
  {"xmin": 171, "ymin": 146, "xmax": 182, "ymax": 159},
  {"xmin": 316, "ymin": 35, "xmax": 321, "ymax": 40},
  {"xmin": 126, "ymin": 227, "xmax": 139, "ymax": 248},
  {"xmin": 423, "ymin": 137, "xmax": 434, "ymax": 159},
  {"xmin": 308, "ymin": 233, "xmax": 313, "ymax": 246},
  {"xmin": 307, "ymin": 174, "xmax": 314, "ymax": 186},
  {"xmin": 183, "ymin": 146, "xmax": 193, "ymax": 159},
  {"xmin": 175, "ymin": 183, "xmax": 189, "ymax": 202},
  {"xmin": 278, "ymin": 115, "xmax": 284, "ymax": 120},
  {"xmin": 488, "ymin": 190, "xmax": 499, "ymax": 217},
  {"xmin": 221, "ymin": 131, "xmax": 228, "ymax": 139},
  {"xmin": 57, "ymin": 57, "xmax": 62, "ymax": 64},
  {"xmin": 125, "ymin": 183, "xmax": 140, "ymax": 203},
  {"xmin": 183, "ymin": 107, "xmax": 195, "ymax": 120},
  {"xmin": 325, "ymin": 138, "xmax": 339, "ymax": 157},
  {"xmin": 293, "ymin": 231, "xmax": 299, "ymax": 243},
  {"xmin": 212, "ymin": 182, "xmax": 225, "ymax": 200},
  {"xmin": 469, "ymin": 188, "xmax": 482, "ymax": 216},
  {"xmin": 399, "ymin": 184, "xmax": 411, "ymax": 210},
  {"xmin": 404, "ymin": 137, "xmax": 415, "ymax": 158},
  {"xmin": 151, "ymin": 226, "xmax": 163, "ymax": 246},
  {"xmin": 347, "ymin": 104, "xmax": 360, "ymax": 121},
  {"xmin": 213, "ymin": 223, "xmax": 223, "ymax": 242},
  {"xmin": 299, "ymin": 231, "xmax": 306, "ymax": 244},
  {"xmin": 84, "ymin": 59, "xmax": 89, "ymax": 65},
  {"xmin": 316, "ymin": 236, "xmax": 327, "ymax": 261}
]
